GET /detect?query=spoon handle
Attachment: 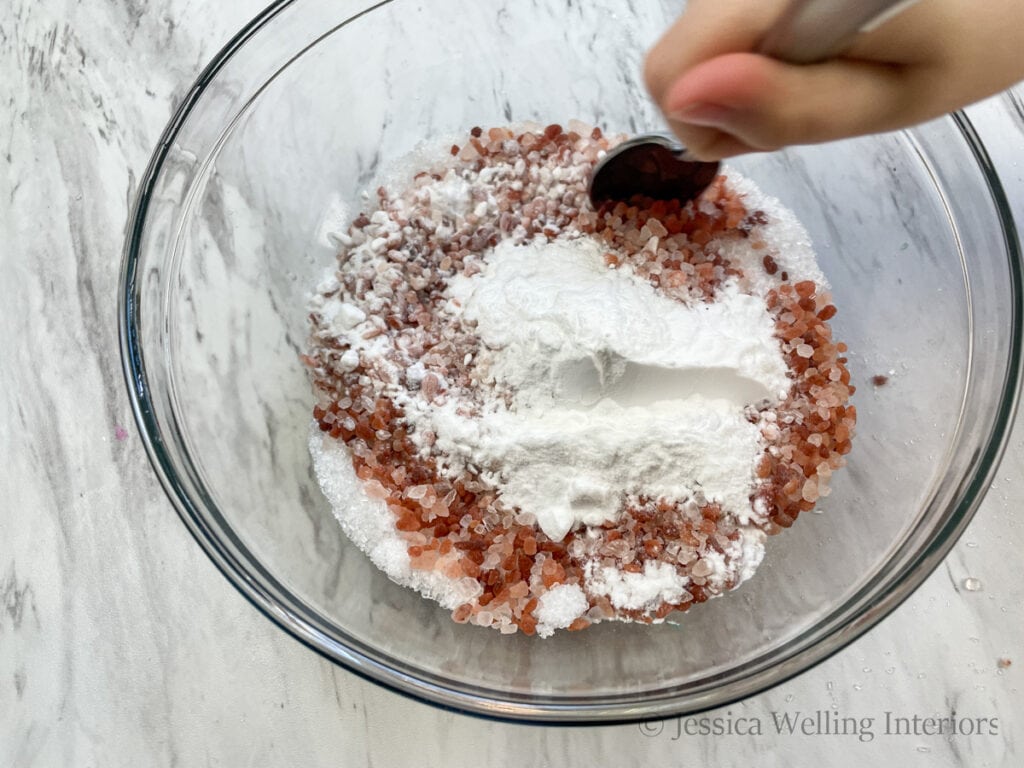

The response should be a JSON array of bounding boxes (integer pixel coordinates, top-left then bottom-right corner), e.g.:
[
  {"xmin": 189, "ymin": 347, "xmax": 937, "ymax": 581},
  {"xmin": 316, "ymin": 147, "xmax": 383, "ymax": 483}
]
[{"xmin": 759, "ymin": 0, "xmax": 921, "ymax": 63}]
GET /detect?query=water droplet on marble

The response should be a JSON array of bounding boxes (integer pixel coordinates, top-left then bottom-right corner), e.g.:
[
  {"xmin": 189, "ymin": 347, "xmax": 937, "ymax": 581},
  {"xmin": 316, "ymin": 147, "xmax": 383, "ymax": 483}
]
[
  {"xmin": 963, "ymin": 577, "xmax": 982, "ymax": 592},
  {"xmin": 916, "ymin": 746, "xmax": 931, "ymax": 754},
  {"xmin": 785, "ymin": 694, "xmax": 794, "ymax": 703},
  {"xmin": 885, "ymin": 666, "xmax": 895, "ymax": 675},
  {"xmin": 826, "ymin": 681, "xmax": 834, "ymax": 690},
  {"xmin": 965, "ymin": 541, "xmax": 978, "ymax": 548}
]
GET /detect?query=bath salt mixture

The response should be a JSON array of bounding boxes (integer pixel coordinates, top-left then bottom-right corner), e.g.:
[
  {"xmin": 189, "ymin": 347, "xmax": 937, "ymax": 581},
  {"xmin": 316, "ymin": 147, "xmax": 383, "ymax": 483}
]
[{"xmin": 304, "ymin": 122, "xmax": 856, "ymax": 637}]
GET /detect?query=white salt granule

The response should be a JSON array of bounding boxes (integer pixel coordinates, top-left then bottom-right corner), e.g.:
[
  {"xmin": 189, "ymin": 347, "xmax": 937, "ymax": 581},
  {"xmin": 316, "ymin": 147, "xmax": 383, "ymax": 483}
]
[
  {"xmin": 323, "ymin": 302, "xmax": 366, "ymax": 332},
  {"xmin": 338, "ymin": 349, "xmax": 360, "ymax": 372},
  {"xmin": 585, "ymin": 560, "xmax": 690, "ymax": 612},
  {"xmin": 535, "ymin": 584, "xmax": 589, "ymax": 637},
  {"xmin": 426, "ymin": 169, "xmax": 477, "ymax": 222}
]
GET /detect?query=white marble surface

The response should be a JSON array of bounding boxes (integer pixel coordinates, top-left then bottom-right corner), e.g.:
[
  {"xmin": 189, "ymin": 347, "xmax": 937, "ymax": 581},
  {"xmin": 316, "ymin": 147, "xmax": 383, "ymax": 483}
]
[{"xmin": 1, "ymin": 1, "xmax": 1021, "ymax": 765}]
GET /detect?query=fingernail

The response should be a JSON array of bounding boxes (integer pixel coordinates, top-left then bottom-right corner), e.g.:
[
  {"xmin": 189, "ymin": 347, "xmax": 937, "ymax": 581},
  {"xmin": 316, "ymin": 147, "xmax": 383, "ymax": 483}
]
[{"xmin": 668, "ymin": 102, "xmax": 736, "ymax": 130}]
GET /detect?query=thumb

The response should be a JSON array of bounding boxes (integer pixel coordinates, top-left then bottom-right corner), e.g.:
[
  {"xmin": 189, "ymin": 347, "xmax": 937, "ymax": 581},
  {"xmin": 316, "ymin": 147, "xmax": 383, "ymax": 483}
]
[{"xmin": 660, "ymin": 52, "xmax": 911, "ymax": 158}]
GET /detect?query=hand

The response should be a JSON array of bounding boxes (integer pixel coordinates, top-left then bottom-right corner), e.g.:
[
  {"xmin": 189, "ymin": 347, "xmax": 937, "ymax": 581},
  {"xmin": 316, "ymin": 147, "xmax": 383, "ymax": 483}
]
[{"xmin": 644, "ymin": 0, "xmax": 1024, "ymax": 160}]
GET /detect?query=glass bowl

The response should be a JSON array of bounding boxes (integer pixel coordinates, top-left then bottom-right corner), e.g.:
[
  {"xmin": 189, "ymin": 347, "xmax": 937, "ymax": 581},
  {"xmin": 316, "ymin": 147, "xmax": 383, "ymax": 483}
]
[{"xmin": 119, "ymin": 0, "xmax": 1022, "ymax": 722}]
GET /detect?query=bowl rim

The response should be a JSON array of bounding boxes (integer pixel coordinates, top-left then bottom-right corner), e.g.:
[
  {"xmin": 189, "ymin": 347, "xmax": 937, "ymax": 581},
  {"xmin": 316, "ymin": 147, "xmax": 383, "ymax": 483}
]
[{"xmin": 119, "ymin": 0, "xmax": 1024, "ymax": 724}]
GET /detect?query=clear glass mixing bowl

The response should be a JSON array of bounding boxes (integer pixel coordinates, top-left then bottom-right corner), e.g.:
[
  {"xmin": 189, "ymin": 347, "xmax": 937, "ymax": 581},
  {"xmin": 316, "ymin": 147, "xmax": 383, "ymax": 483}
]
[{"xmin": 120, "ymin": 0, "xmax": 1022, "ymax": 722}]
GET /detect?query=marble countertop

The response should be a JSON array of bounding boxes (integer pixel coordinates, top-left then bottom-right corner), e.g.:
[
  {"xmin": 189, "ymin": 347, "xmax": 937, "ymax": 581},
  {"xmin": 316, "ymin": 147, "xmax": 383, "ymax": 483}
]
[{"xmin": 2, "ymin": 2, "xmax": 1021, "ymax": 765}]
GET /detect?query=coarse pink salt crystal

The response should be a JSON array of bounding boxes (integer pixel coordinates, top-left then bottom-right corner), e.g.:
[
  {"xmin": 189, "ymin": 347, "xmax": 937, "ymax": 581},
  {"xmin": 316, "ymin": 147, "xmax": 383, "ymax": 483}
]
[
  {"xmin": 405, "ymin": 483, "xmax": 427, "ymax": 499},
  {"xmin": 690, "ymin": 558, "xmax": 713, "ymax": 578},
  {"xmin": 801, "ymin": 478, "xmax": 820, "ymax": 503},
  {"xmin": 364, "ymin": 479, "xmax": 390, "ymax": 500}
]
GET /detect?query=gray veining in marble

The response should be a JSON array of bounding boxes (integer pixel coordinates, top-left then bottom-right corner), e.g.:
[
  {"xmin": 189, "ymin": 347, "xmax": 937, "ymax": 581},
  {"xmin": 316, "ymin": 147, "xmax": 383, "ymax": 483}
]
[{"xmin": 1, "ymin": 1, "xmax": 1021, "ymax": 766}]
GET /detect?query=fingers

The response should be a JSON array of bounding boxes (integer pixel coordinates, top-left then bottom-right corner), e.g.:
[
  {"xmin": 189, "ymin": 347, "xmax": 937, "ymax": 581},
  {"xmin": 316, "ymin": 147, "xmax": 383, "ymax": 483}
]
[
  {"xmin": 659, "ymin": 52, "xmax": 914, "ymax": 159},
  {"xmin": 643, "ymin": 0, "xmax": 918, "ymax": 161},
  {"xmin": 643, "ymin": 0, "xmax": 1024, "ymax": 160},
  {"xmin": 644, "ymin": 0, "xmax": 786, "ymax": 105}
]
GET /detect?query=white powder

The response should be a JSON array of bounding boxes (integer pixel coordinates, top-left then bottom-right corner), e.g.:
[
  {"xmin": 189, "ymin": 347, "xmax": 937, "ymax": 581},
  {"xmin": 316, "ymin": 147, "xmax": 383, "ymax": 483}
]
[
  {"xmin": 416, "ymin": 236, "xmax": 789, "ymax": 541},
  {"xmin": 449, "ymin": 235, "xmax": 790, "ymax": 401}
]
